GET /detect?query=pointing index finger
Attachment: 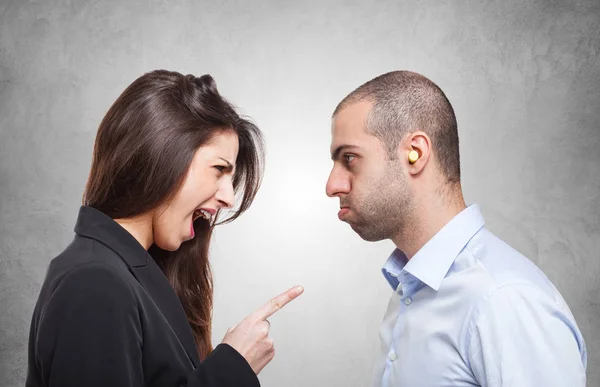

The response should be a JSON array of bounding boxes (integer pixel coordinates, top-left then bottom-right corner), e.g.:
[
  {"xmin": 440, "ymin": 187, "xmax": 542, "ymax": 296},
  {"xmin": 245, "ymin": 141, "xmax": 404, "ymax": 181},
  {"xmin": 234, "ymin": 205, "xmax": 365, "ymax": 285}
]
[{"xmin": 253, "ymin": 286, "xmax": 304, "ymax": 321}]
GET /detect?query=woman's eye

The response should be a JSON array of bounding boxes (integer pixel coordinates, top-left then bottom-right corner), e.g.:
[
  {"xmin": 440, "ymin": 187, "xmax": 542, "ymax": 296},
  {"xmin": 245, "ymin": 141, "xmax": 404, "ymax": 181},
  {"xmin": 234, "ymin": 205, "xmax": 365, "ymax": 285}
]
[{"xmin": 214, "ymin": 165, "xmax": 226, "ymax": 173}]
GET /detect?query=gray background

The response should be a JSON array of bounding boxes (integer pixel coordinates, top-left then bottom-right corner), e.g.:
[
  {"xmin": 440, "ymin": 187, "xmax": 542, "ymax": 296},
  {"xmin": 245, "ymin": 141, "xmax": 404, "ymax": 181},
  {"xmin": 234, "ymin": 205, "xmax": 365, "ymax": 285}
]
[{"xmin": 1, "ymin": 0, "xmax": 599, "ymax": 386}]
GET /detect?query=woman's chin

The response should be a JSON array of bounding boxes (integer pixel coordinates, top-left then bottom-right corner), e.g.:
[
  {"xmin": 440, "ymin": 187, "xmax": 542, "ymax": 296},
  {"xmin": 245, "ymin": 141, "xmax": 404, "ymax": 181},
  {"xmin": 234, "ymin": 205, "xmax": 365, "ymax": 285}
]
[{"xmin": 154, "ymin": 238, "xmax": 183, "ymax": 252}]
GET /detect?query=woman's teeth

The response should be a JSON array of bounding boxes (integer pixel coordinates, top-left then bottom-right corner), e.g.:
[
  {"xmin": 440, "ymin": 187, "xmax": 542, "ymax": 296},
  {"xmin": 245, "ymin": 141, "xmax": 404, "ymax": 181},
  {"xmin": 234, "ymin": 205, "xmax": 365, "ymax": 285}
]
[{"xmin": 193, "ymin": 209, "xmax": 211, "ymax": 221}]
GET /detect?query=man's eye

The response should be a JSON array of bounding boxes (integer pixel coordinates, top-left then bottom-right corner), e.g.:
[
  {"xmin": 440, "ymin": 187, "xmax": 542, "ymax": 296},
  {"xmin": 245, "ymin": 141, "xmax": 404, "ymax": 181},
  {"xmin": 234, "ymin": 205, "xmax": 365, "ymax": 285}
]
[{"xmin": 344, "ymin": 154, "xmax": 356, "ymax": 164}]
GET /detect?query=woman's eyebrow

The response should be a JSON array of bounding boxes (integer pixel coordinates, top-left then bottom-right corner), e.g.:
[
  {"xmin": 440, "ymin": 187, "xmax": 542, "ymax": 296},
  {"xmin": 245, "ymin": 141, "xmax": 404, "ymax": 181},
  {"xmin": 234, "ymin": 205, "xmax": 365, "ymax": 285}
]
[{"xmin": 219, "ymin": 157, "xmax": 234, "ymax": 170}]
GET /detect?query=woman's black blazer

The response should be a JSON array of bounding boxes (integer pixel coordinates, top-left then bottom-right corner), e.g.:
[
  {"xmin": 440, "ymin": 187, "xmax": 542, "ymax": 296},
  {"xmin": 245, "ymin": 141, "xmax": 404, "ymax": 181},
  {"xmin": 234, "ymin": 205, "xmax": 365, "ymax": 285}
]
[{"xmin": 26, "ymin": 206, "xmax": 259, "ymax": 387}]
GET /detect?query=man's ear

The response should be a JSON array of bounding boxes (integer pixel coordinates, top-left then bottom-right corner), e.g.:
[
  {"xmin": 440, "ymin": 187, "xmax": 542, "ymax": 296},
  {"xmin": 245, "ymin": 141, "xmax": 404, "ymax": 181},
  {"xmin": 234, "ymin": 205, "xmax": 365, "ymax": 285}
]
[{"xmin": 398, "ymin": 131, "xmax": 431, "ymax": 175}]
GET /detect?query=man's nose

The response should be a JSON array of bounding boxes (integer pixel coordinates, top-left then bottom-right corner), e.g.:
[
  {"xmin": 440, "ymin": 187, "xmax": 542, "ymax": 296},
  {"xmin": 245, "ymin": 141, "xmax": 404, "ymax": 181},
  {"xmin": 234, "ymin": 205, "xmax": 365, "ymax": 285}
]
[{"xmin": 326, "ymin": 168, "xmax": 350, "ymax": 198}]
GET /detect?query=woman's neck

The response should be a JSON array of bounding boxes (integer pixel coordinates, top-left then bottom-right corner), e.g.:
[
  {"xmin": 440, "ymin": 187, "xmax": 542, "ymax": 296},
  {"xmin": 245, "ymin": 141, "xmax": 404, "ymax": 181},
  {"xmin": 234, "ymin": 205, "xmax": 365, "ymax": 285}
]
[{"xmin": 114, "ymin": 213, "xmax": 154, "ymax": 250}]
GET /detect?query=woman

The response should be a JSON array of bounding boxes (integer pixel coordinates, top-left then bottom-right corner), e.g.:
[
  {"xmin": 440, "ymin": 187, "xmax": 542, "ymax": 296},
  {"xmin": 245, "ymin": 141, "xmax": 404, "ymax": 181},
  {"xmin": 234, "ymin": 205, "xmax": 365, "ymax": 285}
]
[{"xmin": 25, "ymin": 70, "xmax": 303, "ymax": 387}]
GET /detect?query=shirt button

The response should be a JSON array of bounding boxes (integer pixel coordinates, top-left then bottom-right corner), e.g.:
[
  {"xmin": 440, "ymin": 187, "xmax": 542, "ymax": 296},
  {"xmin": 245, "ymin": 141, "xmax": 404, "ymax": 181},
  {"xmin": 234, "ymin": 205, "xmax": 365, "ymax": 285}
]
[
  {"xmin": 389, "ymin": 351, "xmax": 397, "ymax": 361},
  {"xmin": 404, "ymin": 297, "xmax": 412, "ymax": 305}
]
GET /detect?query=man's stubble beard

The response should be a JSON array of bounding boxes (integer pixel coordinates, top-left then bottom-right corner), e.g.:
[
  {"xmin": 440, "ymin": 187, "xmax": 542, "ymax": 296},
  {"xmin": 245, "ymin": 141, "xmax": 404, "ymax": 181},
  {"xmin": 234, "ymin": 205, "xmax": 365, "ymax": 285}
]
[{"xmin": 349, "ymin": 162, "xmax": 415, "ymax": 242}]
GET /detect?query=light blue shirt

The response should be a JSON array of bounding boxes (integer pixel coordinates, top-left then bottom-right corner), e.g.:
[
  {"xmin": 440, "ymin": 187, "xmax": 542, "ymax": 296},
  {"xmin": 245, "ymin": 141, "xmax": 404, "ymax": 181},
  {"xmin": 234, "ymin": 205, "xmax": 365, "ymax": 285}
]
[{"xmin": 374, "ymin": 204, "xmax": 587, "ymax": 387}]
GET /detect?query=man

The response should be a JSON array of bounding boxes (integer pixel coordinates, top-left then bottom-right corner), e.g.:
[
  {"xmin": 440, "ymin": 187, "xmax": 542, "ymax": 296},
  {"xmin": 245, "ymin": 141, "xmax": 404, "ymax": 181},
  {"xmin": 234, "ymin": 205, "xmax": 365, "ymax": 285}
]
[{"xmin": 326, "ymin": 71, "xmax": 587, "ymax": 386}]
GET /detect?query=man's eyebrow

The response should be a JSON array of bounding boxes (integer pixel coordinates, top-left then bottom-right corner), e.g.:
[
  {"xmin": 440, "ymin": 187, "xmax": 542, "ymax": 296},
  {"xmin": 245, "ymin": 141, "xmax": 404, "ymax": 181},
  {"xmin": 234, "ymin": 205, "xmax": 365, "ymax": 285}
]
[{"xmin": 331, "ymin": 144, "xmax": 360, "ymax": 161}]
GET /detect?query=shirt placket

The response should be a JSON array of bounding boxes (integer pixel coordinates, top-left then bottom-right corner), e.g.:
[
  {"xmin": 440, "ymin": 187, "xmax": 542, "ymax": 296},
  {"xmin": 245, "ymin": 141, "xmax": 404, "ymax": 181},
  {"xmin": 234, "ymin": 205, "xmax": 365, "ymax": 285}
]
[
  {"xmin": 382, "ymin": 277, "xmax": 411, "ymax": 387},
  {"xmin": 383, "ymin": 272, "xmax": 421, "ymax": 387}
]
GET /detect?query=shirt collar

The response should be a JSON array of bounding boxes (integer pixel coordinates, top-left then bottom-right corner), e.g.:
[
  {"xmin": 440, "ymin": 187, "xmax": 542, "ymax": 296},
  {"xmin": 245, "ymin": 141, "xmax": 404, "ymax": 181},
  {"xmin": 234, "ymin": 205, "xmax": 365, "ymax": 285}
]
[{"xmin": 382, "ymin": 204, "xmax": 485, "ymax": 292}]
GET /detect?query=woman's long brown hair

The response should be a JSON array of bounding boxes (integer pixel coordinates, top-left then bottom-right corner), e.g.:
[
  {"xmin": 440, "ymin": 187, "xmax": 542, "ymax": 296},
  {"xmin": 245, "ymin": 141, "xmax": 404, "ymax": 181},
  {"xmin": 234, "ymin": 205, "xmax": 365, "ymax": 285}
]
[{"xmin": 82, "ymin": 70, "xmax": 264, "ymax": 359}]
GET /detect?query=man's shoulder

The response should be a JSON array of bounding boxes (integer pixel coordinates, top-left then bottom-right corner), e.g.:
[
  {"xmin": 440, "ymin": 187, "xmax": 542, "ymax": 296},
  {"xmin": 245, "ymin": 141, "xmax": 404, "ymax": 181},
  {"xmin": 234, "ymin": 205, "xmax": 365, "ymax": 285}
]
[{"xmin": 455, "ymin": 228, "xmax": 561, "ymax": 306}]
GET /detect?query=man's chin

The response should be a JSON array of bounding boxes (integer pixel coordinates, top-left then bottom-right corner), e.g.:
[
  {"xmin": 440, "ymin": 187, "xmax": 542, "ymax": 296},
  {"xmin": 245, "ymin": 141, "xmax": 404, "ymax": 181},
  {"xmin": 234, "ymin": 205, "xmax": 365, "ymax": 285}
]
[{"xmin": 349, "ymin": 222, "xmax": 385, "ymax": 242}]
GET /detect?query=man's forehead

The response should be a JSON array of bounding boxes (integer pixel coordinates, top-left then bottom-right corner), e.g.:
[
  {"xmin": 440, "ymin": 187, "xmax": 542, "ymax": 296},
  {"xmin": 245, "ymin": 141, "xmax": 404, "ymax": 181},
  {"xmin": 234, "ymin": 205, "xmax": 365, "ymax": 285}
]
[
  {"xmin": 330, "ymin": 100, "xmax": 374, "ymax": 150},
  {"xmin": 332, "ymin": 100, "xmax": 372, "ymax": 129}
]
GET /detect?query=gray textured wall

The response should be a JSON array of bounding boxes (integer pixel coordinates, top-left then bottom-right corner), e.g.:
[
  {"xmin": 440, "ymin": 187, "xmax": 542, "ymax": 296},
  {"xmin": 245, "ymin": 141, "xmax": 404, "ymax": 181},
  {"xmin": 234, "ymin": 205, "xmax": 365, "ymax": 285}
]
[{"xmin": 1, "ymin": 0, "xmax": 599, "ymax": 386}]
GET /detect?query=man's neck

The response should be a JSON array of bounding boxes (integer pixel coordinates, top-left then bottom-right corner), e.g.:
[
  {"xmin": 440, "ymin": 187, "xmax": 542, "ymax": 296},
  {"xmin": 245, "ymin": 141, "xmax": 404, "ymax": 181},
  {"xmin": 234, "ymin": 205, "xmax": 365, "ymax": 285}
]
[{"xmin": 392, "ymin": 187, "xmax": 466, "ymax": 259}]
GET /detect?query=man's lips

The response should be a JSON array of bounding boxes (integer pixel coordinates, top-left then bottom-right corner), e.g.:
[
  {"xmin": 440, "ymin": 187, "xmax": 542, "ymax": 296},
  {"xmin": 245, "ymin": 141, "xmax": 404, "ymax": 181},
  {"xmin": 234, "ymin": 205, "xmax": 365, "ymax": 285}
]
[{"xmin": 338, "ymin": 207, "xmax": 350, "ymax": 219}]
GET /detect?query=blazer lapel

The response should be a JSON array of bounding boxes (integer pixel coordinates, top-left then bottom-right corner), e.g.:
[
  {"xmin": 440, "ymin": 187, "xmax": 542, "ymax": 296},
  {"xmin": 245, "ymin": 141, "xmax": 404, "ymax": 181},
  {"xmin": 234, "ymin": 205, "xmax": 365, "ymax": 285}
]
[{"xmin": 129, "ymin": 257, "xmax": 201, "ymax": 368}]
